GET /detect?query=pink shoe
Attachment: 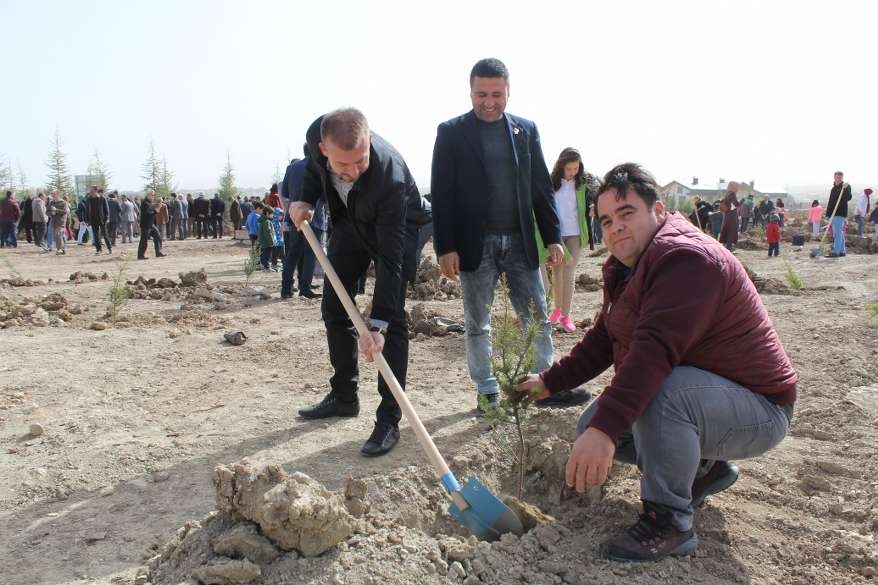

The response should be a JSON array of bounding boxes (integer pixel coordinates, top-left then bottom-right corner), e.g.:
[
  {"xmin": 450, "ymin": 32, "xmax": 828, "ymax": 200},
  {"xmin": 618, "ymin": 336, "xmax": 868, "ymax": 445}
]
[
  {"xmin": 548, "ymin": 308, "xmax": 562, "ymax": 324},
  {"xmin": 560, "ymin": 315, "xmax": 577, "ymax": 333}
]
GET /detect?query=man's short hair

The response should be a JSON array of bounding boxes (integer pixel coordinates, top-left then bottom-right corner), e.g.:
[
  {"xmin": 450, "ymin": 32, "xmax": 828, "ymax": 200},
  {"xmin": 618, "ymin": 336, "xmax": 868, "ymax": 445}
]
[
  {"xmin": 320, "ymin": 108, "xmax": 369, "ymax": 150},
  {"xmin": 597, "ymin": 163, "xmax": 659, "ymax": 208},
  {"xmin": 470, "ymin": 58, "xmax": 509, "ymax": 86},
  {"xmin": 835, "ymin": 171, "xmax": 844, "ymax": 177}
]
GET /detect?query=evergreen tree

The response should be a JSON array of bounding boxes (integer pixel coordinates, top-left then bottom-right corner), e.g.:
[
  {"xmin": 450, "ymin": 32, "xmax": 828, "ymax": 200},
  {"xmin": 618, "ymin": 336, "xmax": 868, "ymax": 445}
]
[
  {"xmin": 141, "ymin": 139, "xmax": 161, "ymax": 193},
  {"xmin": 45, "ymin": 129, "xmax": 73, "ymax": 196},
  {"xmin": 16, "ymin": 162, "xmax": 33, "ymax": 198},
  {"xmin": 87, "ymin": 149, "xmax": 112, "ymax": 191},
  {"xmin": 157, "ymin": 155, "xmax": 174, "ymax": 198},
  {"xmin": 0, "ymin": 155, "xmax": 10, "ymax": 190},
  {"xmin": 218, "ymin": 151, "xmax": 237, "ymax": 201}
]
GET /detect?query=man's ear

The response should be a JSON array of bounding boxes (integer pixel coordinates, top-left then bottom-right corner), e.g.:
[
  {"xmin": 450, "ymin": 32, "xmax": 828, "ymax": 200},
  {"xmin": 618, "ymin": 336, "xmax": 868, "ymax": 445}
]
[
  {"xmin": 654, "ymin": 199, "xmax": 666, "ymax": 219},
  {"xmin": 318, "ymin": 142, "xmax": 328, "ymax": 158}
]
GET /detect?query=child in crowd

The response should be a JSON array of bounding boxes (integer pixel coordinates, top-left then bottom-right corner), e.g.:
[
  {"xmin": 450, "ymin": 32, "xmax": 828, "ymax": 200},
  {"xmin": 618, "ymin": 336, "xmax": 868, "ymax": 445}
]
[
  {"xmin": 766, "ymin": 213, "xmax": 781, "ymax": 257},
  {"xmin": 245, "ymin": 202, "xmax": 263, "ymax": 247},
  {"xmin": 807, "ymin": 199, "xmax": 823, "ymax": 240},
  {"xmin": 258, "ymin": 206, "xmax": 275, "ymax": 270},
  {"xmin": 270, "ymin": 208, "xmax": 285, "ymax": 272}
]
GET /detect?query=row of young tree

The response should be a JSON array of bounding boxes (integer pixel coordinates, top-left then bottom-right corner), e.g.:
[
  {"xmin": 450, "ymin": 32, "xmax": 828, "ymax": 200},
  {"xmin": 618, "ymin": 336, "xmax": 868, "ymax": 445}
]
[{"xmin": 1, "ymin": 131, "xmax": 266, "ymax": 203}]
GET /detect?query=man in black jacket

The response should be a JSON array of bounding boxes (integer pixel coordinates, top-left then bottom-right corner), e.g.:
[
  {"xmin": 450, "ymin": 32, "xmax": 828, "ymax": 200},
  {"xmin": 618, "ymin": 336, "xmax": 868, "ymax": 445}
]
[
  {"xmin": 138, "ymin": 190, "xmax": 165, "ymax": 260},
  {"xmin": 193, "ymin": 193, "xmax": 210, "ymax": 238},
  {"xmin": 290, "ymin": 108, "xmax": 418, "ymax": 457},
  {"xmin": 825, "ymin": 171, "xmax": 853, "ymax": 258},
  {"xmin": 210, "ymin": 193, "xmax": 226, "ymax": 238},
  {"xmin": 431, "ymin": 57, "xmax": 587, "ymax": 412},
  {"xmin": 87, "ymin": 187, "xmax": 113, "ymax": 255}
]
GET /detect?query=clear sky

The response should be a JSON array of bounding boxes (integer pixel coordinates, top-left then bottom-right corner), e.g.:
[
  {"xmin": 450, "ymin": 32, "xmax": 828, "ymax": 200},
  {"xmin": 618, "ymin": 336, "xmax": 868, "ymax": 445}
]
[{"xmin": 2, "ymin": 0, "xmax": 875, "ymax": 194}]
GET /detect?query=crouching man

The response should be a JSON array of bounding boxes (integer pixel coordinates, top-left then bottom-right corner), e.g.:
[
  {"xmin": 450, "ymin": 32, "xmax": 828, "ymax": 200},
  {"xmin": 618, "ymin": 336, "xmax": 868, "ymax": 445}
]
[{"xmin": 517, "ymin": 163, "xmax": 797, "ymax": 562}]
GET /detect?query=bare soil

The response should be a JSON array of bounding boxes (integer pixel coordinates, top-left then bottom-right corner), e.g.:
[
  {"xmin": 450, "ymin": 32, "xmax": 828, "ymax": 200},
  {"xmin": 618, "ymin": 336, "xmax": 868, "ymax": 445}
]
[{"xmin": 0, "ymin": 227, "xmax": 876, "ymax": 585}]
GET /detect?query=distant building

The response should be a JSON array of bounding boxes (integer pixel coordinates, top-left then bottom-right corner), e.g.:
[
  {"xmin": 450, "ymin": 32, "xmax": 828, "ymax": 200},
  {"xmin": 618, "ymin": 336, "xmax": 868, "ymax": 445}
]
[{"xmin": 659, "ymin": 177, "xmax": 789, "ymax": 204}]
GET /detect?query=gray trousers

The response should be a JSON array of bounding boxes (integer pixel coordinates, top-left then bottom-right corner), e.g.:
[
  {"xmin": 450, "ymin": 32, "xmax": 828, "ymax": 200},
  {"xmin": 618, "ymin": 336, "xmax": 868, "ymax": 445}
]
[{"xmin": 577, "ymin": 366, "xmax": 791, "ymax": 531}]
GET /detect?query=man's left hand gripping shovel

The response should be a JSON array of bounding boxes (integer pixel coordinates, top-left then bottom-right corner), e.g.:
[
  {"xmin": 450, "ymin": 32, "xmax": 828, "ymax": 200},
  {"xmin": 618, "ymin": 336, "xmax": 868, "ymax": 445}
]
[{"xmin": 300, "ymin": 220, "xmax": 524, "ymax": 540}]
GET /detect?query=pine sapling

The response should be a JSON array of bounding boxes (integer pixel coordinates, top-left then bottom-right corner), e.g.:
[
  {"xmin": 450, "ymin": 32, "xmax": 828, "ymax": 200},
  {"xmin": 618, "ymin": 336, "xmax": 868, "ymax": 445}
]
[
  {"xmin": 108, "ymin": 262, "xmax": 129, "ymax": 324},
  {"xmin": 480, "ymin": 276, "xmax": 542, "ymax": 499},
  {"xmin": 244, "ymin": 244, "xmax": 261, "ymax": 285},
  {"xmin": 783, "ymin": 262, "xmax": 804, "ymax": 290}
]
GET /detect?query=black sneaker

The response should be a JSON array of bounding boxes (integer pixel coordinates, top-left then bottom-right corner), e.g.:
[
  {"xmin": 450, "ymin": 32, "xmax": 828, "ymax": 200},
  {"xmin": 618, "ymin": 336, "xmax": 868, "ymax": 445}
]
[
  {"xmin": 360, "ymin": 421, "xmax": 400, "ymax": 457},
  {"xmin": 475, "ymin": 393, "xmax": 500, "ymax": 417},
  {"xmin": 600, "ymin": 501, "xmax": 698, "ymax": 562},
  {"xmin": 534, "ymin": 387, "xmax": 592, "ymax": 408},
  {"xmin": 299, "ymin": 289, "xmax": 322, "ymax": 299},
  {"xmin": 298, "ymin": 394, "xmax": 360, "ymax": 419},
  {"xmin": 691, "ymin": 460, "xmax": 739, "ymax": 508}
]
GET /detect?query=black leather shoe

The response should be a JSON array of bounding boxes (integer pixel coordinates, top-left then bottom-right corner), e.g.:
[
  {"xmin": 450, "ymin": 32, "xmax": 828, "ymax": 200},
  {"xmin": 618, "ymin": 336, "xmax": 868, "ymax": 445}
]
[
  {"xmin": 360, "ymin": 422, "xmax": 400, "ymax": 457},
  {"xmin": 534, "ymin": 387, "xmax": 592, "ymax": 408},
  {"xmin": 300, "ymin": 289, "xmax": 322, "ymax": 299},
  {"xmin": 691, "ymin": 460, "xmax": 739, "ymax": 508},
  {"xmin": 298, "ymin": 394, "xmax": 359, "ymax": 419}
]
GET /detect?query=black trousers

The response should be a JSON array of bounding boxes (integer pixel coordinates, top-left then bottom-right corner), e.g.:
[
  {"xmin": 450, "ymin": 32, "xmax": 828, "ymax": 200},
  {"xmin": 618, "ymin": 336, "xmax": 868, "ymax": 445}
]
[
  {"xmin": 138, "ymin": 224, "xmax": 161, "ymax": 258},
  {"xmin": 213, "ymin": 217, "xmax": 223, "ymax": 237},
  {"xmin": 195, "ymin": 216, "xmax": 209, "ymax": 238},
  {"xmin": 321, "ymin": 219, "xmax": 408, "ymax": 426},
  {"xmin": 90, "ymin": 220, "xmax": 112, "ymax": 252}
]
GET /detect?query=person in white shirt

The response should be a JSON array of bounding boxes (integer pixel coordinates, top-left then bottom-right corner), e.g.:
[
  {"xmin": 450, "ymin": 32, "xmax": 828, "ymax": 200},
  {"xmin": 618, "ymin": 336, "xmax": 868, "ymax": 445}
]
[
  {"xmin": 546, "ymin": 148, "xmax": 593, "ymax": 333},
  {"xmin": 854, "ymin": 188, "xmax": 872, "ymax": 237}
]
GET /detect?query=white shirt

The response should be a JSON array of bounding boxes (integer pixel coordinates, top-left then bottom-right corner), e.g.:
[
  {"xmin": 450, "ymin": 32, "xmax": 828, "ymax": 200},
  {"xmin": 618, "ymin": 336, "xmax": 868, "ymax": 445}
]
[
  {"xmin": 554, "ymin": 179, "xmax": 580, "ymax": 237},
  {"xmin": 328, "ymin": 162, "xmax": 354, "ymax": 207},
  {"xmin": 855, "ymin": 192, "xmax": 870, "ymax": 216}
]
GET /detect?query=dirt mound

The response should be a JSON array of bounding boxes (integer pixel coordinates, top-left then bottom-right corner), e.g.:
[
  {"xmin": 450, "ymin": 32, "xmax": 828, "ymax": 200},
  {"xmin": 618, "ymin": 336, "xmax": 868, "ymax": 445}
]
[
  {"xmin": 0, "ymin": 293, "xmax": 83, "ymax": 328},
  {"xmin": 407, "ymin": 303, "xmax": 464, "ymax": 339},
  {"xmin": 179, "ymin": 269, "xmax": 208, "ymax": 287},
  {"xmin": 69, "ymin": 271, "xmax": 109, "ymax": 284},
  {"xmin": 574, "ymin": 272, "xmax": 602, "ymax": 292},
  {"xmin": 0, "ymin": 276, "xmax": 47, "ymax": 287},
  {"xmin": 742, "ymin": 264, "xmax": 798, "ymax": 295},
  {"xmin": 408, "ymin": 257, "xmax": 462, "ymax": 301},
  {"xmin": 846, "ymin": 235, "xmax": 878, "ymax": 255},
  {"xmin": 736, "ymin": 233, "xmax": 764, "ymax": 250}
]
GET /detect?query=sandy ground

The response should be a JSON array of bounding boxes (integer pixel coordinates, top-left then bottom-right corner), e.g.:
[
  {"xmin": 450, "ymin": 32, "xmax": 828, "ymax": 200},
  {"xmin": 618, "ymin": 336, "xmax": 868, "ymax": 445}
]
[{"xmin": 0, "ymin": 225, "xmax": 876, "ymax": 585}]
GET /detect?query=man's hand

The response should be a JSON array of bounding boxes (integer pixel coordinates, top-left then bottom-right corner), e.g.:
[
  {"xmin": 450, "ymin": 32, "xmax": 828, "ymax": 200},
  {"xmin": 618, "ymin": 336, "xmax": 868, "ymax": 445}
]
[
  {"xmin": 438, "ymin": 252, "xmax": 460, "ymax": 280},
  {"xmin": 289, "ymin": 201, "xmax": 314, "ymax": 230},
  {"xmin": 566, "ymin": 427, "xmax": 615, "ymax": 492},
  {"xmin": 515, "ymin": 373, "xmax": 551, "ymax": 401},
  {"xmin": 358, "ymin": 331, "xmax": 385, "ymax": 363},
  {"xmin": 546, "ymin": 243, "xmax": 564, "ymax": 267}
]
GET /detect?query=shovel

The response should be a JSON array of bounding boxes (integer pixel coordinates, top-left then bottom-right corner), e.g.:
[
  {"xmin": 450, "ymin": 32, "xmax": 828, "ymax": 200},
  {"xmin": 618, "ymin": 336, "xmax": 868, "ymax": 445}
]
[{"xmin": 299, "ymin": 220, "xmax": 524, "ymax": 541}]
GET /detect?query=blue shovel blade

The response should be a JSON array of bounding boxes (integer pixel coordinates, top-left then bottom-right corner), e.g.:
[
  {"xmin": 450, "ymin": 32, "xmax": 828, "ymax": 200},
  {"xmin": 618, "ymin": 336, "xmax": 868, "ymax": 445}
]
[{"xmin": 446, "ymin": 475, "xmax": 524, "ymax": 541}]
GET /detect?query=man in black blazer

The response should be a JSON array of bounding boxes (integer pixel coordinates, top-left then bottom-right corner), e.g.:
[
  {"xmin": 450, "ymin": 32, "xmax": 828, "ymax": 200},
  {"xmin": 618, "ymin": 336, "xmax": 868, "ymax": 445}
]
[
  {"xmin": 290, "ymin": 107, "xmax": 421, "ymax": 457},
  {"xmin": 431, "ymin": 57, "xmax": 589, "ymax": 412}
]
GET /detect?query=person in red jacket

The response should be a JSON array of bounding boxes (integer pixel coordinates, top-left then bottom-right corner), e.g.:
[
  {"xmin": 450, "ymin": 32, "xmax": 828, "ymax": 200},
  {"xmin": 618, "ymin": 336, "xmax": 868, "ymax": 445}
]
[
  {"xmin": 766, "ymin": 214, "xmax": 781, "ymax": 257},
  {"xmin": 518, "ymin": 163, "xmax": 797, "ymax": 563}
]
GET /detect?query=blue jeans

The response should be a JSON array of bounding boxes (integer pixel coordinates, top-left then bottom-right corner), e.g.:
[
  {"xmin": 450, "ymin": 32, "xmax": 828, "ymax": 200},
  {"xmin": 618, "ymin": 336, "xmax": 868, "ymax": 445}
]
[
  {"xmin": 855, "ymin": 215, "xmax": 865, "ymax": 237},
  {"xmin": 831, "ymin": 216, "xmax": 846, "ymax": 255},
  {"xmin": 0, "ymin": 221, "xmax": 16, "ymax": 247},
  {"xmin": 577, "ymin": 366, "xmax": 791, "ymax": 531},
  {"xmin": 459, "ymin": 232, "xmax": 553, "ymax": 396}
]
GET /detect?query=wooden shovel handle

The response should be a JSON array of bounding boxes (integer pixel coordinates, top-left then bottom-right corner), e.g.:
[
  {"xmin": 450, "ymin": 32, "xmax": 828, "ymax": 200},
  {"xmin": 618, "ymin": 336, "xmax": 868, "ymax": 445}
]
[{"xmin": 299, "ymin": 221, "xmax": 469, "ymax": 508}]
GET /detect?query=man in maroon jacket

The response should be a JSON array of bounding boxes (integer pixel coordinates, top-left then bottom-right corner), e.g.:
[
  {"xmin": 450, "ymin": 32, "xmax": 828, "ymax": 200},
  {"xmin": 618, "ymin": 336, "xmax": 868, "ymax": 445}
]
[{"xmin": 518, "ymin": 163, "xmax": 797, "ymax": 562}]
